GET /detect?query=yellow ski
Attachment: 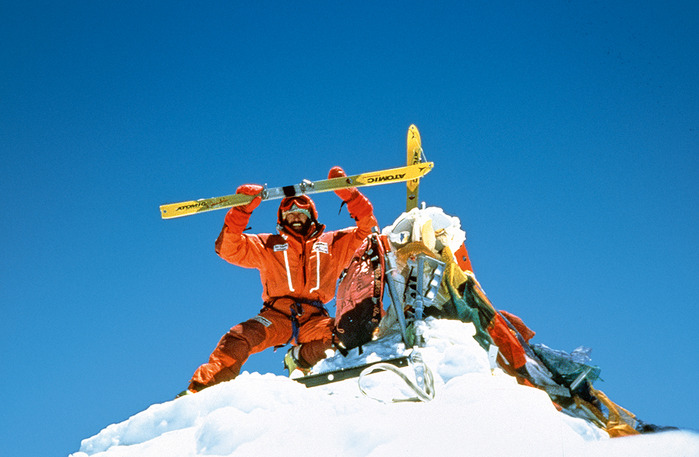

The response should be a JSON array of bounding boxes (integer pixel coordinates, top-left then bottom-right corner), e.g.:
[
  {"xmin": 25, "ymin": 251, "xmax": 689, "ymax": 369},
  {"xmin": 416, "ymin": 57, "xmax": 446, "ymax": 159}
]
[
  {"xmin": 160, "ymin": 162, "xmax": 434, "ymax": 219},
  {"xmin": 406, "ymin": 124, "xmax": 423, "ymax": 211}
]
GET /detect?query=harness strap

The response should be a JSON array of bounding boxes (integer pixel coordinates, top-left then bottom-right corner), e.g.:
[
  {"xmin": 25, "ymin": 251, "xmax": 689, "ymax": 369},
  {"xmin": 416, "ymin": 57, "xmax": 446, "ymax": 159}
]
[
  {"xmin": 263, "ymin": 298, "xmax": 327, "ymax": 345},
  {"xmin": 288, "ymin": 303, "xmax": 302, "ymax": 345}
]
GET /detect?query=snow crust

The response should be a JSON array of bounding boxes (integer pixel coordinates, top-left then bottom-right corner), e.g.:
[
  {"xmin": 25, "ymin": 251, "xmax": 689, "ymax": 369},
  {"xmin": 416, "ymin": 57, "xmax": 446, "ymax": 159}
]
[{"xmin": 72, "ymin": 319, "xmax": 699, "ymax": 457}]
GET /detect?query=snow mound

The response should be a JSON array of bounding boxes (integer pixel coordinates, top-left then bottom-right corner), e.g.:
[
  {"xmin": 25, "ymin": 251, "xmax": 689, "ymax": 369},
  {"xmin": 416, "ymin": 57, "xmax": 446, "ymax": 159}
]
[
  {"xmin": 71, "ymin": 319, "xmax": 699, "ymax": 457},
  {"xmin": 382, "ymin": 206, "xmax": 466, "ymax": 253}
]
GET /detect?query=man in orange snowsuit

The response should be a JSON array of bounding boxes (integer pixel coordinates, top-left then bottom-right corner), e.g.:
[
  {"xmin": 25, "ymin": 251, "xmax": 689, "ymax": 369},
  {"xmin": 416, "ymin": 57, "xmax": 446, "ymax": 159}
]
[{"xmin": 187, "ymin": 167, "xmax": 378, "ymax": 393}]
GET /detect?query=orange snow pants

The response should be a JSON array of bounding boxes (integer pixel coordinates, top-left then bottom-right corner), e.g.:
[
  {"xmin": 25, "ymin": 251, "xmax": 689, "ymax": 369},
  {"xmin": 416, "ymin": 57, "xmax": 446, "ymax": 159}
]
[{"xmin": 188, "ymin": 299, "xmax": 334, "ymax": 392}]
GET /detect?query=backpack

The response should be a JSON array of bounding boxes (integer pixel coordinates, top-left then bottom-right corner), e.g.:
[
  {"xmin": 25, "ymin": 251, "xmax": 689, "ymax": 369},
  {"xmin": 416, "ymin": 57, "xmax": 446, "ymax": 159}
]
[{"xmin": 334, "ymin": 233, "xmax": 386, "ymax": 353}]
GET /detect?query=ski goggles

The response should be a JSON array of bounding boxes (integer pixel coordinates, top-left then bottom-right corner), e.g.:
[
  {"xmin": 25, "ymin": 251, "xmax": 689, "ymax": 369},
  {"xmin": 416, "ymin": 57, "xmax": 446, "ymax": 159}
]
[{"xmin": 280, "ymin": 197, "xmax": 314, "ymax": 220}]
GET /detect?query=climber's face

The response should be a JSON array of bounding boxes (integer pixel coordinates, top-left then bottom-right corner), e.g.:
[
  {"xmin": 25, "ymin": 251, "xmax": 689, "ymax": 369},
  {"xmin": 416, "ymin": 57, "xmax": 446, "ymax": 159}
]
[{"xmin": 284, "ymin": 211, "xmax": 310, "ymax": 234}]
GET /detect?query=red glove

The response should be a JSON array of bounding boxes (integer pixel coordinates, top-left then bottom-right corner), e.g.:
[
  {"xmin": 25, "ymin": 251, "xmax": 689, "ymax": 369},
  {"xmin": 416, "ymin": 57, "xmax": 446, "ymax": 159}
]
[
  {"xmin": 235, "ymin": 184, "xmax": 264, "ymax": 213},
  {"xmin": 328, "ymin": 167, "xmax": 373, "ymax": 220},
  {"xmin": 346, "ymin": 192, "xmax": 373, "ymax": 220},
  {"xmin": 224, "ymin": 184, "xmax": 263, "ymax": 231},
  {"xmin": 328, "ymin": 166, "xmax": 358, "ymax": 202}
]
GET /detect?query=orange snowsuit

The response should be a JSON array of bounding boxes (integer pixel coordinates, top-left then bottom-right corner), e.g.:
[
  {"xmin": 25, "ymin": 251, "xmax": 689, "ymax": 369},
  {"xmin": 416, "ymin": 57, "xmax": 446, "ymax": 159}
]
[{"xmin": 188, "ymin": 191, "xmax": 378, "ymax": 392}]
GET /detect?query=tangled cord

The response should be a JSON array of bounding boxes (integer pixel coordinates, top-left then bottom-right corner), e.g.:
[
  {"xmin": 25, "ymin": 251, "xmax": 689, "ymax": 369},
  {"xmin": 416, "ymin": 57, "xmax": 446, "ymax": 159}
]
[{"xmin": 358, "ymin": 353, "xmax": 435, "ymax": 403}]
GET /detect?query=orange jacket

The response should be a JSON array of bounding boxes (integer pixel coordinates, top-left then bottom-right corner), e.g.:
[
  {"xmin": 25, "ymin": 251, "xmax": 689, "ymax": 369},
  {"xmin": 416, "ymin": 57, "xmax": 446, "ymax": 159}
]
[{"xmin": 215, "ymin": 196, "xmax": 378, "ymax": 305}]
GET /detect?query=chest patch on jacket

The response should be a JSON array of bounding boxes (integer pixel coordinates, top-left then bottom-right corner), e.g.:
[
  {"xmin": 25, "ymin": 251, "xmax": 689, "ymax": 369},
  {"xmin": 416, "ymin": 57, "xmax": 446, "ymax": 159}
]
[
  {"xmin": 273, "ymin": 243, "xmax": 289, "ymax": 252},
  {"xmin": 312, "ymin": 241, "xmax": 329, "ymax": 254}
]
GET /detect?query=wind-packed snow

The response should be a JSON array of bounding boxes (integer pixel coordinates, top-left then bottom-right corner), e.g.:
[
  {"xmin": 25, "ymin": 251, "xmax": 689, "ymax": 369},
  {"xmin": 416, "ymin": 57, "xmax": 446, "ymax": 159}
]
[{"xmin": 71, "ymin": 319, "xmax": 699, "ymax": 457}]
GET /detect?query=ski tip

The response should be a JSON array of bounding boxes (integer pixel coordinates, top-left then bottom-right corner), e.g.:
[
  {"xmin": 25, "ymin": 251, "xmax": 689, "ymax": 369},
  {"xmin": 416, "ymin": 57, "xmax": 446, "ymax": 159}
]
[
  {"xmin": 407, "ymin": 124, "xmax": 421, "ymax": 141},
  {"xmin": 160, "ymin": 205, "xmax": 173, "ymax": 219},
  {"xmin": 160, "ymin": 208, "xmax": 180, "ymax": 220}
]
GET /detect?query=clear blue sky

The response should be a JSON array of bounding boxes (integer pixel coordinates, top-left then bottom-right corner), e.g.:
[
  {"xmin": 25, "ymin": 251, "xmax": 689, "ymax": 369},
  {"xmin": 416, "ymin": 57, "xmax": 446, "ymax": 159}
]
[{"xmin": 2, "ymin": 2, "xmax": 697, "ymax": 456}]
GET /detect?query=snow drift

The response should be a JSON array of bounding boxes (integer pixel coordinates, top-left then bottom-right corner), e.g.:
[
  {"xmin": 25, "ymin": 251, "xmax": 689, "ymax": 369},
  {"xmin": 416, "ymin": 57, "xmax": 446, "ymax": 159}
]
[{"xmin": 71, "ymin": 319, "xmax": 699, "ymax": 457}]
